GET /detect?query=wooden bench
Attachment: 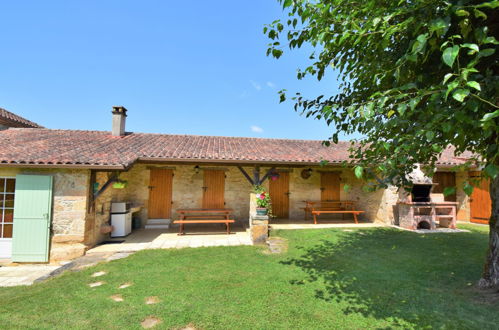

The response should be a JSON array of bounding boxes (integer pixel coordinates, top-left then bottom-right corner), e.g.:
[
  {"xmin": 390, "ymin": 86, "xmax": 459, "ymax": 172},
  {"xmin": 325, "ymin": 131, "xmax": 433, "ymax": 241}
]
[
  {"xmin": 175, "ymin": 208, "xmax": 235, "ymax": 235},
  {"xmin": 303, "ymin": 201, "xmax": 355, "ymax": 220},
  {"xmin": 311, "ymin": 209, "xmax": 365, "ymax": 224},
  {"xmin": 173, "ymin": 219, "xmax": 235, "ymax": 235}
]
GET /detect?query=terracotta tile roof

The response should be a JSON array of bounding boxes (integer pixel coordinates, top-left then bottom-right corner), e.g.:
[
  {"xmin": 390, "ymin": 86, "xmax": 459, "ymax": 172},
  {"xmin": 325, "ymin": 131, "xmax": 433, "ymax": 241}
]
[
  {"xmin": 0, "ymin": 128, "xmax": 471, "ymax": 169},
  {"xmin": 0, "ymin": 108, "xmax": 43, "ymax": 128}
]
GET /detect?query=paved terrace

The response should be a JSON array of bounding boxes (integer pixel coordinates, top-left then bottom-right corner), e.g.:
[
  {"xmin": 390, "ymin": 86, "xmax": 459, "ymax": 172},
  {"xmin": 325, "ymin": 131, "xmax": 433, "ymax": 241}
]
[
  {"xmin": 87, "ymin": 225, "xmax": 253, "ymax": 254},
  {"xmin": 88, "ymin": 220, "xmax": 385, "ymax": 254}
]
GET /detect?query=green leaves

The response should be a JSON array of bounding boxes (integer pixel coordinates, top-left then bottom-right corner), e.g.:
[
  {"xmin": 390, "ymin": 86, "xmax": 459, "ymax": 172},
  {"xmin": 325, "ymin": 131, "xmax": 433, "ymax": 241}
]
[
  {"xmin": 466, "ymin": 81, "xmax": 481, "ymax": 91},
  {"xmin": 354, "ymin": 166, "xmax": 364, "ymax": 179},
  {"xmin": 455, "ymin": 9, "xmax": 470, "ymax": 16},
  {"xmin": 272, "ymin": 48, "xmax": 283, "ymax": 59},
  {"xmin": 452, "ymin": 89, "xmax": 469, "ymax": 102},
  {"xmin": 443, "ymin": 73, "xmax": 454, "ymax": 84},
  {"xmin": 461, "ymin": 43, "xmax": 479, "ymax": 55},
  {"xmin": 282, "ymin": 0, "xmax": 293, "ymax": 9},
  {"xmin": 442, "ymin": 45, "xmax": 459, "ymax": 67},
  {"xmin": 429, "ymin": 17, "xmax": 450, "ymax": 36},
  {"xmin": 463, "ymin": 182, "xmax": 474, "ymax": 196},
  {"xmin": 267, "ymin": 0, "xmax": 498, "ymax": 199},
  {"xmin": 484, "ymin": 164, "xmax": 499, "ymax": 179},
  {"xmin": 481, "ymin": 110, "xmax": 499, "ymax": 122},
  {"xmin": 443, "ymin": 186, "xmax": 456, "ymax": 197}
]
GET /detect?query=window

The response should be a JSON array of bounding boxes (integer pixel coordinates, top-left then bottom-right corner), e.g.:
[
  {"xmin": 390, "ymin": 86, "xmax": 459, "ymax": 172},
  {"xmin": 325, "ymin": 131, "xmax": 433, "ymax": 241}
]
[{"xmin": 0, "ymin": 178, "xmax": 15, "ymax": 238}]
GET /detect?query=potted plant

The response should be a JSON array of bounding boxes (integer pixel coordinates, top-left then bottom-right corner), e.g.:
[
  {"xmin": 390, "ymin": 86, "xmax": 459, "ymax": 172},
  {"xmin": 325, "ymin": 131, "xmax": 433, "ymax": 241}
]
[{"xmin": 253, "ymin": 185, "xmax": 272, "ymax": 216}]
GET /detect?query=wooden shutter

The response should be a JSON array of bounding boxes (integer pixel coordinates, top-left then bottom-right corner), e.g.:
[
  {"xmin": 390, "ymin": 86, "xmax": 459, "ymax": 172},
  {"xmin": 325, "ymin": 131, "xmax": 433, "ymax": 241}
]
[
  {"xmin": 469, "ymin": 171, "xmax": 491, "ymax": 224},
  {"xmin": 269, "ymin": 172, "xmax": 289, "ymax": 218},
  {"xmin": 148, "ymin": 169, "xmax": 173, "ymax": 219},
  {"xmin": 321, "ymin": 172, "xmax": 340, "ymax": 201},
  {"xmin": 202, "ymin": 170, "xmax": 225, "ymax": 208},
  {"xmin": 12, "ymin": 174, "xmax": 53, "ymax": 262},
  {"xmin": 433, "ymin": 172, "xmax": 457, "ymax": 202}
]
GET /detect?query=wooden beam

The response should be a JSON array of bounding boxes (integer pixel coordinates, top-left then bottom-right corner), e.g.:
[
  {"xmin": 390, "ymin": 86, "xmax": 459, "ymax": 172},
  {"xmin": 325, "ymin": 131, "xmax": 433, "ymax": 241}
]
[
  {"xmin": 259, "ymin": 167, "xmax": 276, "ymax": 185},
  {"xmin": 87, "ymin": 170, "xmax": 97, "ymax": 213},
  {"xmin": 253, "ymin": 166, "xmax": 261, "ymax": 186},
  {"xmin": 237, "ymin": 166, "xmax": 254, "ymax": 185},
  {"xmin": 94, "ymin": 174, "xmax": 118, "ymax": 199}
]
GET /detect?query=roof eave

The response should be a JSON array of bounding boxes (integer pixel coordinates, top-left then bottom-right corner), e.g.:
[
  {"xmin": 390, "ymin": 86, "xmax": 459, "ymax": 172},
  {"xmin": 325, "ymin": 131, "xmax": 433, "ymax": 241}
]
[
  {"xmin": 0, "ymin": 163, "xmax": 126, "ymax": 170},
  {"xmin": 137, "ymin": 156, "xmax": 345, "ymax": 167}
]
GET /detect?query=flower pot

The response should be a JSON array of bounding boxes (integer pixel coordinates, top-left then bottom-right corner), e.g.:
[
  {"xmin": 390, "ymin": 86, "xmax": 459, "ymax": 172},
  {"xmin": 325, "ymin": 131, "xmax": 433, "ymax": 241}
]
[{"xmin": 256, "ymin": 208, "xmax": 268, "ymax": 216}]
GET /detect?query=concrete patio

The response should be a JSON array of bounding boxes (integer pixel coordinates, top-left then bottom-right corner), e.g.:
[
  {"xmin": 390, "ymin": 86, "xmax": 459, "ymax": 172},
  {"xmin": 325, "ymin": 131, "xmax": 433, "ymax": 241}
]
[
  {"xmin": 0, "ymin": 264, "xmax": 61, "ymax": 287},
  {"xmin": 87, "ymin": 225, "xmax": 253, "ymax": 254}
]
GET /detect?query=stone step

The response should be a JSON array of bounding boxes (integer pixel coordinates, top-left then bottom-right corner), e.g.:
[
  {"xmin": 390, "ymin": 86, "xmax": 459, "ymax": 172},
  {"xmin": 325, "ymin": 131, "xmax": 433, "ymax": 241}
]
[
  {"xmin": 144, "ymin": 224, "xmax": 170, "ymax": 229},
  {"xmin": 146, "ymin": 219, "xmax": 171, "ymax": 225}
]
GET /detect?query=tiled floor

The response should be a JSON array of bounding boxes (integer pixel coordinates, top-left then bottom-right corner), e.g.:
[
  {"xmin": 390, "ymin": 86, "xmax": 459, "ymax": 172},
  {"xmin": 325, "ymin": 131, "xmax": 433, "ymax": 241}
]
[
  {"xmin": 87, "ymin": 225, "xmax": 252, "ymax": 254},
  {"xmin": 0, "ymin": 265, "xmax": 61, "ymax": 287}
]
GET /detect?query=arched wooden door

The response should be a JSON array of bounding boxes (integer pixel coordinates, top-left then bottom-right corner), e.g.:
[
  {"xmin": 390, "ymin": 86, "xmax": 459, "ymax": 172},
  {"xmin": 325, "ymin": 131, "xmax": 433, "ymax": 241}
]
[
  {"xmin": 269, "ymin": 172, "xmax": 289, "ymax": 219},
  {"xmin": 321, "ymin": 172, "xmax": 340, "ymax": 201},
  {"xmin": 202, "ymin": 170, "xmax": 225, "ymax": 208},
  {"xmin": 469, "ymin": 171, "xmax": 491, "ymax": 224},
  {"xmin": 148, "ymin": 169, "xmax": 173, "ymax": 219}
]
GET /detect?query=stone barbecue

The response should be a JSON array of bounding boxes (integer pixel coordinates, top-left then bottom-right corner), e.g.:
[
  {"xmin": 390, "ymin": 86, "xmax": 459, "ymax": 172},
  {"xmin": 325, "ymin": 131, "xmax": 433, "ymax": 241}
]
[{"xmin": 397, "ymin": 165, "xmax": 458, "ymax": 230}]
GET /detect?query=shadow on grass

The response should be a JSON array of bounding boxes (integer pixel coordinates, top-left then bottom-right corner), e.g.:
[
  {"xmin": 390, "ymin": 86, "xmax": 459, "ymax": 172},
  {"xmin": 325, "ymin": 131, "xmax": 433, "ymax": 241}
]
[{"xmin": 281, "ymin": 228, "xmax": 492, "ymax": 328}]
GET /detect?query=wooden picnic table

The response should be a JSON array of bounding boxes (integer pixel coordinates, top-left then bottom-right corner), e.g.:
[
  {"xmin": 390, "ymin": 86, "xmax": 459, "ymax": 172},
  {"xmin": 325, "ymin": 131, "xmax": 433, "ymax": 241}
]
[{"xmin": 174, "ymin": 208, "xmax": 234, "ymax": 235}]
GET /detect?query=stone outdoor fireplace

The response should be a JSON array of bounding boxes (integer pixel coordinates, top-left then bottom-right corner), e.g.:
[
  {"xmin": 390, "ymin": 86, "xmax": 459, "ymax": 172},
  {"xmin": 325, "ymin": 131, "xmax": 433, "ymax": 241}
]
[{"xmin": 397, "ymin": 165, "xmax": 458, "ymax": 230}]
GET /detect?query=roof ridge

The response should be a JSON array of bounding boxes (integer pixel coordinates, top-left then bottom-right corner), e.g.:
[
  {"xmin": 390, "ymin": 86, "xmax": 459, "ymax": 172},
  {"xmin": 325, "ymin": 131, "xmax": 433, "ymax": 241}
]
[
  {"xmin": 0, "ymin": 107, "xmax": 43, "ymax": 128},
  {"xmin": 3, "ymin": 127, "xmax": 353, "ymax": 144}
]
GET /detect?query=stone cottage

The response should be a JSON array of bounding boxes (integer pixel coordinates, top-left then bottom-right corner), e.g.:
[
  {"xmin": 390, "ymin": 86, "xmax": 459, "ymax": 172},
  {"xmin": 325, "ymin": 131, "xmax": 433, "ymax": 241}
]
[{"xmin": 0, "ymin": 107, "xmax": 484, "ymax": 262}]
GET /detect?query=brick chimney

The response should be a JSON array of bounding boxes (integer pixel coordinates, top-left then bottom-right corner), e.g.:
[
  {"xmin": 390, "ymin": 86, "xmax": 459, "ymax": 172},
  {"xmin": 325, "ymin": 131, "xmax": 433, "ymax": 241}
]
[{"xmin": 111, "ymin": 106, "xmax": 127, "ymax": 136}]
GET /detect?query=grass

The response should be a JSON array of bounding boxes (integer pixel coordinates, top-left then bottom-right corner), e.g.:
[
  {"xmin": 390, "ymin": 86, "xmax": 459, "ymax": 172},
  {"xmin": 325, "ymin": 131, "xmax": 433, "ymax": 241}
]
[{"xmin": 0, "ymin": 223, "xmax": 497, "ymax": 329}]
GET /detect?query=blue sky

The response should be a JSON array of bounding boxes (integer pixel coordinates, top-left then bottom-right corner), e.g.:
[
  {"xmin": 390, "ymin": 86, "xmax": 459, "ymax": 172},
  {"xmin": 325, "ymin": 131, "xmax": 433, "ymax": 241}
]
[{"xmin": 0, "ymin": 1, "xmax": 345, "ymax": 140}]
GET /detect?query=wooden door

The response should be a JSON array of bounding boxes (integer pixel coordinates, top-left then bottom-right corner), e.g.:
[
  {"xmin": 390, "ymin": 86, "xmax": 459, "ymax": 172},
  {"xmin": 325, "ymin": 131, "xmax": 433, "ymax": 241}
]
[
  {"xmin": 321, "ymin": 172, "xmax": 340, "ymax": 201},
  {"xmin": 202, "ymin": 170, "xmax": 225, "ymax": 208},
  {"xmin": 469, "ymin": 171, "xmax": 491, "ymax": 224},
  {"xmin": 269, "ymin": 172, "xmax": 289, "ymax": 218},
  {"xmin": 12, "ymin": 174, "xmax": 53, "ymax": 262},
  {"xmin": 148, "ymin": 169, "xmax": 173, "ymax": 219},
  {"xmin": 433, "ymin": 172, "xmax": 457, "ymax": 201}
]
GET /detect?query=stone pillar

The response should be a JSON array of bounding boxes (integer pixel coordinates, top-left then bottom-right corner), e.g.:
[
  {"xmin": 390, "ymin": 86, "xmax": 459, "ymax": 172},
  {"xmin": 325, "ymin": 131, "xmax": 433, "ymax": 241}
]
[{"xmin": 249, "ymin": 192, "xmax": 269, "ymax": 244}]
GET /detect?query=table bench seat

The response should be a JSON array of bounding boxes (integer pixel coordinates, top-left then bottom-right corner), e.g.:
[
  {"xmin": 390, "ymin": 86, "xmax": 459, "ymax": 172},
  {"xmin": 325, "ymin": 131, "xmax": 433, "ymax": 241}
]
[
  {"xmin": 311, "ymin": 210, "xmax": 365, "ymax": 224},
  {"xmin": 173, "ymin": 219, "xmax": 235, "ymax": 235}
]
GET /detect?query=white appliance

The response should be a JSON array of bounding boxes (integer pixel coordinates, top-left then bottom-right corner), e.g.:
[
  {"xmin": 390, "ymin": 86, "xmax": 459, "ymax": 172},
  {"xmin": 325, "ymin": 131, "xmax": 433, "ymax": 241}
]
[
  {"xmin": 111, "ymin": 202, "xmax": 130, "ymax": 213},
  {"xmin": 111, "ymin": 202, "xmax": 132, "ymax": 237}
]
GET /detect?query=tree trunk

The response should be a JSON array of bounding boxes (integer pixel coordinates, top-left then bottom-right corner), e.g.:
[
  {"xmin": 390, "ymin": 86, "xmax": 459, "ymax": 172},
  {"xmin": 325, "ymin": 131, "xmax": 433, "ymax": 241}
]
[{"xmin": 478, "ymin": 170, "xmax": 499, "ymax": 289}]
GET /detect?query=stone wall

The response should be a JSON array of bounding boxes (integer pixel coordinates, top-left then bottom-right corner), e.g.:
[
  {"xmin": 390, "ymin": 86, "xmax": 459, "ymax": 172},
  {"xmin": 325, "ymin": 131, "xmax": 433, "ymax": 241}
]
[
  {"xmin": 92, "ymin": 164, "xmax": 395, "ymax": 232},
  {"xmin": 91, "ymin": 164, "xmax": 255, "ymax": 244},
  {"xmin": 246, "ymin": 167, "xmax": 397, "ymax": 223},
  {"xmin": 0, "ymin": 164, "xmax": 475, "ymax": 260},
  {"xmin": 0, "ymin": 167, "xmax": 90, "ymax": 261}
]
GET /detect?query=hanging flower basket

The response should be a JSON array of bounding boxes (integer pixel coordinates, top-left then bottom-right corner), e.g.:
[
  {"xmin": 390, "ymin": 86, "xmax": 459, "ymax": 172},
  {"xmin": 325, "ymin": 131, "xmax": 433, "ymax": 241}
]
[{"xmin": 112, "ymin": 181, "xmax": 128, "ymax": 189}]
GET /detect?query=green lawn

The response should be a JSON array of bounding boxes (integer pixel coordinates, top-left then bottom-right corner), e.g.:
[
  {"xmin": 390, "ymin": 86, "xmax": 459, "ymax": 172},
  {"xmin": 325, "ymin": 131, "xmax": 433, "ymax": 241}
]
[{"xmin": 0, "ymin": 224, "xmax": 497, "ymax": 329}]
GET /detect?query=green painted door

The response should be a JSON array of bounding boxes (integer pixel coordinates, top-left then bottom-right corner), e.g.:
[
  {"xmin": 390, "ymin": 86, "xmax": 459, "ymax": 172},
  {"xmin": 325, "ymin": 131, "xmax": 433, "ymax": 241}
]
[{"xmin": 12, "ymin": 174, "xmax": 53, "ymax": 262}]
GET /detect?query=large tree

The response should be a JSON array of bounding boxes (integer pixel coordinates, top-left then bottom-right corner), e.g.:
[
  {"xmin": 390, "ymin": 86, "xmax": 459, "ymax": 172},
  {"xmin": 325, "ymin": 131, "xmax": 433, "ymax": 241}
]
[{"xmin": 266, "ymin": 0, "xmax": 498, "ymax": 288}]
